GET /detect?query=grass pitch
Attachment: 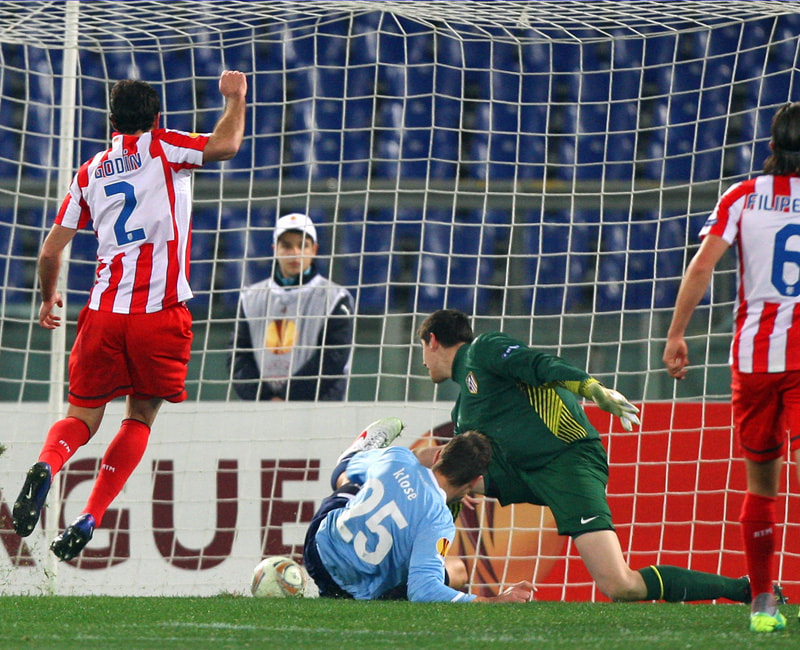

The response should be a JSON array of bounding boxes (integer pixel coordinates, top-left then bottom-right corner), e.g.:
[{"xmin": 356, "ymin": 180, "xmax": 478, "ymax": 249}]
[{"xmin": 1, "ymin": 596, "xmax": 797, "ymax": 649}]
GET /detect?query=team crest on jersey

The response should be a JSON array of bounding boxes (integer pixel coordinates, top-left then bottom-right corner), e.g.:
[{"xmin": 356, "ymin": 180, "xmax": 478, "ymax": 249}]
[
  {"xmin": 436, "ymin": 537, "xmax": 451, "ymax": 557},
  {"xmin": 466, "ymin": 372, "xmax": 478, "ymax": 394},
  {"xmin": 265, "ymin": 319, "xmax": 295, "ymax": 355}
]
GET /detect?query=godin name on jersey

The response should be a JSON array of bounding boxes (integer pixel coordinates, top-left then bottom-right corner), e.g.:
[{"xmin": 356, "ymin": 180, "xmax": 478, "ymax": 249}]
[{"xmin": 93, "ymin": 152, "xmax": 143, "ymax": 178}]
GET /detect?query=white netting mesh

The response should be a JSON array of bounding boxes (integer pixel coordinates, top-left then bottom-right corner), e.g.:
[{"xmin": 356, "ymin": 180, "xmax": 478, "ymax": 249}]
[{"xmin": 0, "ymin": 0, "xmax": 799, "ymax": 598}]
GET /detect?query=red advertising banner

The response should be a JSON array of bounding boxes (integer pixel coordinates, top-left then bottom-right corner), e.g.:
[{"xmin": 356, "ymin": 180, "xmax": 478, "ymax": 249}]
[{"xmin": 446, "ymin": 402, "xmax": 800, "ymax": 601}]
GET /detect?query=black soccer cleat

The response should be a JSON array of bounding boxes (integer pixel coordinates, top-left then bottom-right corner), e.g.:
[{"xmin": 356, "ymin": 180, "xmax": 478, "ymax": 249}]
[
  {"xmin": 12, "ymin": 462, "xmax": 52, "ymax": 537},
  {"xmin": 50, "ymin": 513, "xmax": 95, "ymax": 562},
  {"xmin": 740, "ymin": 576, "xmax": 789, "ymax": 606}
]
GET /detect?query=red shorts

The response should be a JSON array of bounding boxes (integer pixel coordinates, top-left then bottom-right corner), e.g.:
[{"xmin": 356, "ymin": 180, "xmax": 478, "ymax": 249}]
[
  {"xmin": 68, "ymin": 303, "xmax": 193, "ymax": 408},
  {"xmin": 731, "ymin": 368, "xmax": 800, "ymax": 462}
]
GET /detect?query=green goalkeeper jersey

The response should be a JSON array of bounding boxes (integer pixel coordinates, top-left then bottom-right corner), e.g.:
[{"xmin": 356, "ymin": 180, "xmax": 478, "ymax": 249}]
[{"xmin": 450, "ymin": 331, "xmax": 600, "ymax": 472}]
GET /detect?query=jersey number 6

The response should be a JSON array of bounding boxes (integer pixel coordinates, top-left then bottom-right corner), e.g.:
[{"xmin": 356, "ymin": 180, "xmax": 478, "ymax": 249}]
[{"xmin": 773, "ymin": 223, "xmax": 800, "ymax": 297}]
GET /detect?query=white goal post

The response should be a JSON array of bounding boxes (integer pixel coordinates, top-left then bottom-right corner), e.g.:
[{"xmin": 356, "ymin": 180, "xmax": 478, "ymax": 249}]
[{"xmin": 1, "ymin": 0, "xmax": 800, "ymax": 599}]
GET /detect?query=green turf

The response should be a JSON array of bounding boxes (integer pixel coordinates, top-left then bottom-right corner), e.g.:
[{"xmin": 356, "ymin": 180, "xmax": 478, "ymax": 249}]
[{"xmin": 0, "ymin": 596, "xmax": 797, "ymax": 649}]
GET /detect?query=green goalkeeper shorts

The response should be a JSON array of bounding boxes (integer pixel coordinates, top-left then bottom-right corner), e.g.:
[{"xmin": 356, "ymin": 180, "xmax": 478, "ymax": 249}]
[{"xmin": 483, "ymin": 438, "xmax": 614, "ymax": 538}]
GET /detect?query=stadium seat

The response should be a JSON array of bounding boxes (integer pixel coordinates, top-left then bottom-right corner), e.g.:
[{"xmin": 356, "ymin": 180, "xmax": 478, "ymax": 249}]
[
  {"xmin": 373, "ymin": 18, "xmax": 442, "ymax": 181},
  {"xmin": 188, "ymin": 208, "xmax": 220, "ymax": 310},
  {"xmin": 64, "ymin": 227, "xmax": 98, "ymax": 306},
  {"xmin": 246, "ymin": 60, "xmax": 286, "ymax": 179},
  {"xmin": 22, "ymin": 46, "xmax": 56, "ymax": 178},
  {"xmin": 465, "ymin": 37, "xmax": 549, "ymax": 182},
  {"xmin": 336, "ymin": 208, "xmax": 392, "ymax": 314},
  {"xmin": 190, "ymin": 208, "xmax": 248, "ymax": 312},
  {"xmin": 0, "ymin": 209, "xmax": 27, "ymax": 302},
  {"xmin": 735, "ymin": 17, "xmax": 800, "ymax": 173},
  {"xmin": 0, "ymin": 45, "xmax": 24, "ymax": 178},
  {"xmin": 644, "ymin": 58, "xmax": 702, "ymax": 181},
  {"xmin": 520, "ymin": 210, "xmax": 596, "ymax": 314},
  {"xmin": 280, "ymin": 19, "xmax": 371, "ymax": 180},
  {"xmin": 551, "ymin": 36, "xmax": 640, "ymax": 183},
  {"xmin": 595, "ymin": 211, "xmax": 686, "ymax": 311},
  {"xmin": 412, "ymin": 209, "xmax": 500, "ymax": 314},
  {"xmin": 3, "ymin": 208, "xmax": 41, "ymax": 303}
]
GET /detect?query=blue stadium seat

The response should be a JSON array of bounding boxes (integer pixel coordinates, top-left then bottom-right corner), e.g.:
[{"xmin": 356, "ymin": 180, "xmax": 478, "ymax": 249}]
[
  {"xmin": 66, "ymin": 230, "xmax": 97, "ymax": 306},
  {"xmin": 337, "ymin": 208, "xmax": 392, "ymax": 314},
  {"xmin": 692, "ymin": 29, "xmax": 738, "ymax": 180},
  {"xmin": 736, "ymin": 17, "xmax": 800, "ymax": 173},
  {"xmin": 22, "ymin": 46, "xmax": 56, "ymax": 178},
  {"xmin": 412, "ymin": 209, "xmax": 499, "ymax": 314},
  {"xmin": 281, "ymin": 19, "xmax": 373, "ymax": 180},
  {"xmin": 3, "ymin": 208, "xmax": 40, "ymax": 303},
  {"xmin": 468, "ymin": 38, "xmax": 550, "ymax": 183},
  {"xmin": 374, "ymin": 19, "xmax": 449, "ymax": 181},
  {"xmin": 520, "ymin": 210, "xmax": 597, "ymax": 314},
  {"xmin": 595, "ymin": 211, "xmax": 686, "ymax": 311},
  {"xmin": 0, "ymin": 208, "xmax": 28, "ymax": 302},
  {"xmin": 188, "ymin": 207, "xmax": 248, "ymax": 311},
  {"xmin": 466, "ymin": 37, "xmax": 547, "ymax": 182},
  {"xmin": 247, "ymin": 46, "xmax": 286, "ymax": 179},
  {"xmin": 652, "ymin": 213, "xmax": 687, "ymax": 308},
  {"xmin": 0, "ymin": 45, "xmax": 24, "ymax": 178},
  {"xmin": 217, "ymin": 209, "xmax": 250, "ymax": 309},
  {"xmin": 188, "ymin": 207, "xmax": 219, "ymax": 310},
  {"xmin": 643, "ymin": 57, "xmax": 702, "ymax": 181},
  {"xmin": 551, "ymin": 36, "xmax": 640, "ymax": 183},
  {"xmin": 131, "ymin": 49, "xmax": 164, "ymax": 82}
]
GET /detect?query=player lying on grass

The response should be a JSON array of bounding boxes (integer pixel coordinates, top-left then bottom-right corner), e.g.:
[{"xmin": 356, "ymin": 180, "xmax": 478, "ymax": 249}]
[
  {"xmin": 302, "ymin": 418, "xmax": 534, "ymax": 602},
  {"xmin": 416, "ymin": 309, "xmax": 764, "ymax": 606}
]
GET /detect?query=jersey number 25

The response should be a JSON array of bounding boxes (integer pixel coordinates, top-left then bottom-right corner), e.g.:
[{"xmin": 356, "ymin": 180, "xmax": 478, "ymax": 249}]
[{"xmin": 336, "ymin": 477, "xmax": 409, "ymax": 565}]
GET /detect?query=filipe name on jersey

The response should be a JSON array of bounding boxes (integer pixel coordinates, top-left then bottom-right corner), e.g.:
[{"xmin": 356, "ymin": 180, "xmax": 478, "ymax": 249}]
[{"xmin": 745, "ymin": 192, "xmax": 800, "ymax": 213}]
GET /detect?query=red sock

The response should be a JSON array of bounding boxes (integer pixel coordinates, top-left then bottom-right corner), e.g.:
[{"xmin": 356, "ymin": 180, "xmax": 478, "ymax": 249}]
[
  {"xmin": 739, "ymin": 491, "xmax": 777, "ymax": 598},
  {"xmin": 84, "ymin": 419, "xmax": 151, "ymax": 527},
  {"xmin": 38, "ymin": 417, "xmax": 91, "ymax": 475}
]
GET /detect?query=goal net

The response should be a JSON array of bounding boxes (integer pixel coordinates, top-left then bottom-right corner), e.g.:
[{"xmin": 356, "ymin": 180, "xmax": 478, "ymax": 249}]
[{"xmin": 1, "ymin": 0, "xmax": 799, "ymax": 600}]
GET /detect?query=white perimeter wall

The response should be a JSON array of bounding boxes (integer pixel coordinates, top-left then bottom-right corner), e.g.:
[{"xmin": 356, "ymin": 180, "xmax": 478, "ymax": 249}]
[{"xmin": 0, "ymin": 402, "xmax": 452, "ymax": 596}]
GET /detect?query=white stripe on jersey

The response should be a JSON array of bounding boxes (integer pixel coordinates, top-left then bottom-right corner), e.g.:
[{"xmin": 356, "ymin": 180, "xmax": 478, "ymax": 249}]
[
  {"xmin": 701, "ymin": 174, "xmax": 800, "ymax": 372},
  {"xmin": 56, "ymin": 128, "xmax": 209, "ymax": 314}
]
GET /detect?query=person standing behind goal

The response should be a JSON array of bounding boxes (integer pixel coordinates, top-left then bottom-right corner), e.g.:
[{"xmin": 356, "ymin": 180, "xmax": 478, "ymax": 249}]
[
  {"xmin": 227, "ymin": 212, "xmax": 354, "ymax": 401},
  {"xmin": 11, "ymin": 70, "xmax": 247, "ymax": 562},
  {"xmin": 663, "ymin": 102, "xmax": 800, "ymax": 633}
]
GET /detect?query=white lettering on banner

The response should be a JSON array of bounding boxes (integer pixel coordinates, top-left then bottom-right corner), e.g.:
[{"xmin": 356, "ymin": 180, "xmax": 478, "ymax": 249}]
[{"xmin": 0, "ymin": 402, "xmax": 452, "ymax": 596}]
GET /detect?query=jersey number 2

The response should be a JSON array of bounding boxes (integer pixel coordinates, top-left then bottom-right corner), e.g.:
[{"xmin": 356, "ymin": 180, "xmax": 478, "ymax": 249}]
[
  {"xmin": 336, "ymin": 478, "xmax": 409, "ymax": 565},
  {"xmin": 105, "ymin": 181, "xmax": 145, "ymax": 246}
]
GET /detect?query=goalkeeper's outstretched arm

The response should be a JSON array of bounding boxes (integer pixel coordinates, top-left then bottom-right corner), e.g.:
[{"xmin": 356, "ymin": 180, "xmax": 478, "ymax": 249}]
[{"xmin": 569, "ymin": 378, "xmax": 641, "ymax": 432}]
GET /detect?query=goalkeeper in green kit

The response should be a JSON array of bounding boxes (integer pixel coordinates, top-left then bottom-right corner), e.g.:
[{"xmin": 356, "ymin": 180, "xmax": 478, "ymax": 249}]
[{"xmin": 416, "ymin": 309, "xmax": 754, "ymax": 604}]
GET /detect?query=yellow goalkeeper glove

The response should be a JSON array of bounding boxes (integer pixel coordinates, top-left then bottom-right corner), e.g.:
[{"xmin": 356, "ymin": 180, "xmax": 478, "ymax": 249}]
[{"xmin": 583, "ymin": 380, "xmax": 641, "ymax": 432}]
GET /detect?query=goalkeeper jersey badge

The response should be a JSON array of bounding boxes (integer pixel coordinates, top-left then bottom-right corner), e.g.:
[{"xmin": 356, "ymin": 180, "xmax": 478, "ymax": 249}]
[{"xmin": 466, "ymin": 372, "xmax": 478, "ymax": 394}]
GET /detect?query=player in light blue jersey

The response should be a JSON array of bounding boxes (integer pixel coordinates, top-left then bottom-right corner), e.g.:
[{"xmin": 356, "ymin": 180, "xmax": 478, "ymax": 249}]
[{"xmin": 303, "ymin": 420, "xmax": 534, "ymax": 602}]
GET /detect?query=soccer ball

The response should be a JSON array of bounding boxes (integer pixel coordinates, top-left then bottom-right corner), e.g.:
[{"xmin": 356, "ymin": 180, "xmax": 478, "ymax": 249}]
[{"xmin": 250, "ymin": 555, "xmax": 307, "ymax": 598}]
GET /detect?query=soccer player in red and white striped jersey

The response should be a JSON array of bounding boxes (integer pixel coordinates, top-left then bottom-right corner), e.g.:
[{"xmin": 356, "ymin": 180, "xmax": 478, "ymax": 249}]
[
  {"xmin": 12, "ymin": 70, "xmax": 247, "ymax": 562},
  {"xmin": 664, "ymin": 102, "xmax": 800, "ymax": 633}
]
